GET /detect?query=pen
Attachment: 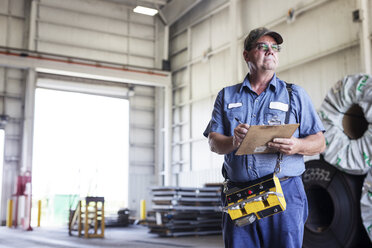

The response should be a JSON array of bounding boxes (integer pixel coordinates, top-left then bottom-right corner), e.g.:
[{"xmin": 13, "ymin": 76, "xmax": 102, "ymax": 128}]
[{"xmin": 235, "ymin": 117, "xmax": 243, "ymax": 124}]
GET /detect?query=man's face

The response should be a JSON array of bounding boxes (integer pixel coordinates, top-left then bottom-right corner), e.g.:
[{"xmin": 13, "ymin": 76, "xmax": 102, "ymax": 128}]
[{"xmin": 244, "ymin": 35, "xmax": 279, "ymax": 73}]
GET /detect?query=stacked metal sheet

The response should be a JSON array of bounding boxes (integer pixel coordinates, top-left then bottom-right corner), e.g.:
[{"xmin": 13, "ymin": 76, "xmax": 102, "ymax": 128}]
[{"xmin": 147, "ymin": 184, "xmax": 223, "ymax": 237}]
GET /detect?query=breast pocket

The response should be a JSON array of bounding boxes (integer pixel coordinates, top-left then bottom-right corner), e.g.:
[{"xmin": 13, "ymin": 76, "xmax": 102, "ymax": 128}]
[
  {"xmin": 226, "ymin": 107, "xmax": 243, "ymax": 123},
  {"xmin": 264, "ymin": 110, "xmax": 287, "ymax": 125}
]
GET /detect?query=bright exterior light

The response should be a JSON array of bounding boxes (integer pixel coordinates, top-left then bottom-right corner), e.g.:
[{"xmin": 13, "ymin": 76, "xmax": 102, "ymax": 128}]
[{"xmin": 133, "ymin": 6, "xmax": 158, "ymax": 16}]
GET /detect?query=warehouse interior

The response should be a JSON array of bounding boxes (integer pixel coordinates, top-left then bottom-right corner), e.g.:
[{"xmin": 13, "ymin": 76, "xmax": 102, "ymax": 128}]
[{"xmin": 0, "ymin": 0, "xmax": 371, "ymax": 247}]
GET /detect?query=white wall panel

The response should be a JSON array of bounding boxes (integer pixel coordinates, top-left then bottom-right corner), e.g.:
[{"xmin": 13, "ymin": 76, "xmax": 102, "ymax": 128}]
[
  {"xmin": 129, "ymin": 23, "xmax": 154, "ymax": 38},
  {"xmin": 181, "ymin": 144, "xmax": 190, "ymax": 165},
  {"xmin": 172, "ymin": 132, "xmax": 181, "ymax": 147},
  {"xmin": 237, "ymin": 42, "xmax": 249, "ymax": 82},
  {"xmin": 178, "ymin": 167, "xmax": 222, "ymax": 187},
  {"xmin": 210, "ymin": 49, "xmax": 232, "ymax": 92},
  {"xmin": 170, "ymin": 31, "xmax": 187, "ymax": 55},
  {"xmin": 3, "ymin": 71, "xmax": 23, "ymax": 94},
  {"xmin": 130, "ymin": 109, "xmax": 154, "ymax": 125},
  {"xmin": 9, "ymin": 0, "xmax": 24, "ymax": 17},
  {"xmin": 128, "ymin": 56, "xmax": 154, "ymax": 68},
  {"xmin": 37, "ymin": 0, "xmax": 156, "ymax": 68},
  {"xmin": 133, "ymin": 85, "xmax": 154, "ymax": 95},
  {"xmin": 0, "ymin": 17, "xmax": 6, "ymax": 46},
  {"xmin": 129, "ymin": 39, "xmax": 154, "ymax": 56},
  {"xmin": 130, "ymin": 166, "xmax": 154, "ymax": 175},
  {"xmin": 279, "ymin": 45, "xmax": 360, "ymax": 109},
  {"xmin": 128, "ymin": 174, "xmax": 154, "ymax": 214},
  {"xmin": 127, "ymin": 84, "xmax": 157, "ymax": 214},
  {"xmin": 238, "ymin": 0, "xmax": 295, "ymax": 36},
  {"xmin": 130, "ymin": 128, "xmax": 154, "ymax": 144},
  {"xmin": 211, "ymin": 8, "xmax": 229, "ymax": 50},
  {"xmin": 172, "ymin": 107, "xmax": 180, "ymax": 123},
  {"xmin": 170, "ymin": 0, "xmax": 227, "ymax": 36},
  {"xmin": 8, "ymin": 19, "xmax": 24, "ymax": 49},
  {"xmin": 181, "ymin": 122, "xmax": 190, "ymax": 141},
  {"xmin": 130, "ymin": 95, "xmax": 154, "ymax": 108},
  {"xmin": 212, "ymin": 153, "xmax": 224, "ymax": 170},
  {"xmin": 191, "ymin": 61, "xmax": 210, "ymax": 99},
  {"xmin": 191, "ymin": 19, "xmax": 210, "ymax": 60},
  {"xmin": 38, "ymin": 23, "xmax": 128, "ymax": 52},
  {"xmin": 172, "ymin": 128, "xmax": 180, "ymax": 144},
  {"xmin": 277, "ymin": 0, "xmax": 358, "ymax": 69},
  {"xmin": 191, "ymin": 99, "xmax": 212, "ymax": 139},
  {"xmin": 38, "ymin": 5, "xmax": 129, "ymax": 35},
  {"xmin": 191, "ymin": 140, "xmax": 212, "ymax": 171},
  {"xmin": 173, "ymin": 69, "xmax": 188, "ymax": 86},
  {"xmin": 0, "ymin": 0, "xmax": 25, "ymax": 49},
  {"xmin": 129, "ymin": 11, "xmax": 154, "ymax": 25},
  {"xmin": 6, "ymin": 99, "xmax": 23, "ymax": 118},
  {"xmin": 370, "ymin": 0, "xmax": 372, "ymax": 31},
  {"xmin": 171, "ymin": 51, "xmax": 188, "ymax": 71},
  {"xmin": 0, "ymin": 0, "xmax": 7, "ymax": 14},
  {"xmin": 174, "ymin": 88, "xmax": 181, "ymax": 104},
  {"xmin": 181, "ymin": 105, "xmax": 190, "ymax": 125},
  {"xmin": 181, "ymin": 86, "xmax": 190, "ymax": 103},
  {"xmin": 131, "ymin": 146, "xmax": 154, "ymax": 162},
  {"xmin": 39, "ymin": 0, "xmax": 129, "ymax": 19}
]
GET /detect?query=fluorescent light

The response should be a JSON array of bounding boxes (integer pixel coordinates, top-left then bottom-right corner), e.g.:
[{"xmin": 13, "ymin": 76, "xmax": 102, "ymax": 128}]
[{"xmin": 133, "ymin": 6, "xmax": 158, "ymax": 16}]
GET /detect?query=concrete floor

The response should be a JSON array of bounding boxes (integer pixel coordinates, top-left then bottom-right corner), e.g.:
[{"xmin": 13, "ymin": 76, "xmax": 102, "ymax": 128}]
[{"xmin": 0, "ymin": 225, "xmax": 224, "ymax": 248}]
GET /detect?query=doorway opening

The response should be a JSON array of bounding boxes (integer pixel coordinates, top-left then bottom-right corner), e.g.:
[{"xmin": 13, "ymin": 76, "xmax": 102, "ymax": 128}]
[{"xmin": 31, "ymin": 88, "xmax": 129, "ymax": 226}]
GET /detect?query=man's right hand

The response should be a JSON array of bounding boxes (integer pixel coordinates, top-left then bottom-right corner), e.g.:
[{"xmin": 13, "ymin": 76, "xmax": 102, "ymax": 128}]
[
  {"xmin": 208, "ymin": 124, "xmax": 249, "ymax": 155},
  {"xmin": 233, "ymin": 124, "xmax": 250, "ymax": 148}
]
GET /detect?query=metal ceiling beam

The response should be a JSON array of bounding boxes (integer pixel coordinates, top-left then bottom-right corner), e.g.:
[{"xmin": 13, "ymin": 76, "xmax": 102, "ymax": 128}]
[{"xmin": 0, "ymin": 51, "xmax": 171, "ymax": 87}]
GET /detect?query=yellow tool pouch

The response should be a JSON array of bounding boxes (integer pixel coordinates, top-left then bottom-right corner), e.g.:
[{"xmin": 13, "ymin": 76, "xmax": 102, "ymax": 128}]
[{"xmin": 222, "ymin": 172, "xmax": 286, "ymax": 227}]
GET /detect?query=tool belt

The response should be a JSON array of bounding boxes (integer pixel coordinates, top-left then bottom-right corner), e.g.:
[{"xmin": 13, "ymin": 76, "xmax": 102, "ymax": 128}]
[{"xmin": 222, "ymin": 154, "xmax": 287, "ymax": 227}]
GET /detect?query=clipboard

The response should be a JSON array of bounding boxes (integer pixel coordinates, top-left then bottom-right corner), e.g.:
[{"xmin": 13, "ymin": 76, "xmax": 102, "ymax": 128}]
[{"xmin": 235, "ymin": 123, "xmax": 299, "ymax": 155}]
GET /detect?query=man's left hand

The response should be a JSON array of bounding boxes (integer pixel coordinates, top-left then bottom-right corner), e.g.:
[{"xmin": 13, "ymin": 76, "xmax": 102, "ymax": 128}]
[{"xmin": 267, "ymin": 137, "xmax": 300, "ymax": 155}]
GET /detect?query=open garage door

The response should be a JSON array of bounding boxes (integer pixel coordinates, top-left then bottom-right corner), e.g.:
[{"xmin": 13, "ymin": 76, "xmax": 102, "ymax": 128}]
[
  {"xmin": 31, "ymin": 73, "xmax": 159, "ymax": 225},
  {"xmin": 32, "ymin": 87, "xmax": 129, "ymax": 226}
]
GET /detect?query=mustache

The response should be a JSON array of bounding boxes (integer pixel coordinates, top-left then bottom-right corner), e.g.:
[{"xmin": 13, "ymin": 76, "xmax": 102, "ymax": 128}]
[{"xmin": 263, "ymin": 55, "xmax": 276, "ymax": 62}]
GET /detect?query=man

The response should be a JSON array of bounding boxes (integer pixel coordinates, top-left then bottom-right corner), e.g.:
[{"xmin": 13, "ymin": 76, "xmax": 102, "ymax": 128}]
[{"xmin": 203, "ymin": 27, "xmax": 326, "ymax": 247}]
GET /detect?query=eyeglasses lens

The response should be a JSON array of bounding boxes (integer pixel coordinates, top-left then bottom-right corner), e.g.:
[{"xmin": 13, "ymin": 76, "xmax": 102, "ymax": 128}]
[{"xmin": 256, "ymin": 43, "xmax": 281, "ymax": 52}]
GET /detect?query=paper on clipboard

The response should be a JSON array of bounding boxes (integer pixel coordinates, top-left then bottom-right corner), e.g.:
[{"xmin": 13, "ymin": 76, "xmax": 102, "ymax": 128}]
[{"xmin": 235, "ymin": 123, "xmax": 300, "ymax": 155}]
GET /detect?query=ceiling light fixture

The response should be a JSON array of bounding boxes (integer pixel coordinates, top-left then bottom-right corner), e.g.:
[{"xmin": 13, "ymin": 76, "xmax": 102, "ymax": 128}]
[{"xmin": 133, "ymin": 6, "xmax": 158, "ymax": 16}]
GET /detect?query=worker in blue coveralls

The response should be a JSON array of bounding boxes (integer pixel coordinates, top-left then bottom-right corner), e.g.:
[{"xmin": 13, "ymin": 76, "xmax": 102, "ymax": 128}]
[{"xmin": 203, "ymin": 27, "xmax": 326, "ymax": 248}]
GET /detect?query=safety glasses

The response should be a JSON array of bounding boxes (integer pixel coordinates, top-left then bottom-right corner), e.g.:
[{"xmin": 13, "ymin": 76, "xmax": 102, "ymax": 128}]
[{"xmin": 255, "ymin": 42, "xmax": 281, "ymax": 52}]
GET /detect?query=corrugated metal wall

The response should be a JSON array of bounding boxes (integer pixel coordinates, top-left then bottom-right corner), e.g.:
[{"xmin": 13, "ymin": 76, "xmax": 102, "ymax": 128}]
[
  {"xmin": 0, "ymin": 0, "xmax": 163, "ymax": 222},
  {"xmin": 35, "ymin": 0, "xmax": 156, "ymax": 68},
  {"xmin": 0, "ymin": 0, "xmax": 27, "ymax": 224},
  {"xmin": 170, "ymin": 0, "xmax": 372, "ymax": 187},
  {"xmin": 0, "ymin": 67, "xmax": 25, "ymax": 225},
  {"xmin": 128, "ymin": 84, "xmax": 157, "ymax": 211}
]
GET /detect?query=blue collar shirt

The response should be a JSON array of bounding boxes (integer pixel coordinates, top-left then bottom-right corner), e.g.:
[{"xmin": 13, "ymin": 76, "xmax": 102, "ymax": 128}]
[{"xmin": 203, "ymin": 73, "xmax": 325, "ymax": 182}]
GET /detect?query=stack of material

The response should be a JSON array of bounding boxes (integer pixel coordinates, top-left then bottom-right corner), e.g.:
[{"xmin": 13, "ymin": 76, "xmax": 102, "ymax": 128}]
[
  {"xmin": 147, "ymin": 184, "xmax": 222, "ymax": 237},
  {"xmin": 105, "ymin": 208, "xmax": 130, "ymax": 227}
]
